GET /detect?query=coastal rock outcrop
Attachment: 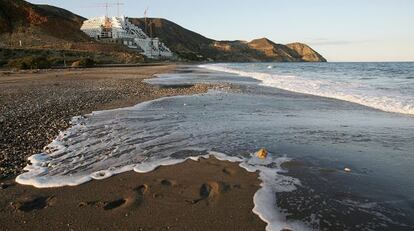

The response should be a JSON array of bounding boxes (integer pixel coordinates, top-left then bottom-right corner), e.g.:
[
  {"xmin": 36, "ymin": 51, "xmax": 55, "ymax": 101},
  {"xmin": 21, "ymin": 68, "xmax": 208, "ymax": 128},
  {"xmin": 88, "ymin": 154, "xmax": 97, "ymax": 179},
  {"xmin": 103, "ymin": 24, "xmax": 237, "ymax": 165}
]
[
  {"xmin": 247, "ymin": 38, "xmax": 326, "ymax": 62},
  {"xmin": 287, "ymin": 42, "xmax": 327, "ymax": 62}
]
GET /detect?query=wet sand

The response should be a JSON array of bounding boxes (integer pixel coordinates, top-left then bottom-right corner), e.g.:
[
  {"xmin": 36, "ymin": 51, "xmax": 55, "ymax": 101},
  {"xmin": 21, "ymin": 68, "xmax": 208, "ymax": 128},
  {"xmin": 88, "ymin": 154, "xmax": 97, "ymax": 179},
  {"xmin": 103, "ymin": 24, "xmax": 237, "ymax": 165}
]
[
  {"xmin": 0, "ymin": 65, "xmax": 266, "ymax": 230},
  {"xmin": 0, "ymin": 65, "xmax": 211, "ymax": 177},
  {"xmin": 0, "ymin": 157, "xmax": 265, "ymax": 231}
]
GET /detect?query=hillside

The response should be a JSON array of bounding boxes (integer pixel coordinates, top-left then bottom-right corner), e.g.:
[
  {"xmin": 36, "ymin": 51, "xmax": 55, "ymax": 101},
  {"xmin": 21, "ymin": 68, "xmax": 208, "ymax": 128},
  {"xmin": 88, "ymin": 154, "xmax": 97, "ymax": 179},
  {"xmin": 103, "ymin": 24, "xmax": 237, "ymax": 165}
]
[
  {"xmin": 0, "ymin": 0, "xmax": 141, "ymax": 54},
  {"xmin": 130, "ymin": 18, "xmax": 326, "ymax": 62},
  {"xmin": 286, "ymin": 42, "xmax": 327, "ymax": 62},
  {"xmin": 0, "ymin": 0, "xmax": 88, "ymax": 46},
  {"xmin": 0, "ymin": 0, "xmax": 145, "ymax": 67},
  {"xmin": 128, "ymin": 18, "xmax": 214, "ymax": 56},
  {"xmin": 0, "ymin": 0, "xmax": 326, "ymax": 63}
]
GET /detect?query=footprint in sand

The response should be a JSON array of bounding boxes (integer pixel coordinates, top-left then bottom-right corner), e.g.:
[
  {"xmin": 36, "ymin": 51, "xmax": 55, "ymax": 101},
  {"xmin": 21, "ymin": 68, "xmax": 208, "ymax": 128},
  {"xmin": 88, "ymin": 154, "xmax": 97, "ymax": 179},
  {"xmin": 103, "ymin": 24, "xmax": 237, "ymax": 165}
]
[
  {"xmin": 129, "ymin": 184, "xmax": 150, "ymax": 205},
  {"xmin": 199, "ymin": 181, "xmax": 220, "ymax": 199},
  {"xmin": 189, "ymin": 181, "xmax": 235, "ymax": 205},
  {"xmin": 159, "ymin": 179, "xmax": 177, "ymax": 187},
  {"xmin": 135, "ymin": 184, "xmax": 150, "ymax": 195},
  {"xmin": 103, "ymin": 199, "xmax": 127, "ymax": 210},
  {"xmin": 14, "ymin": 196, "xmax": 56, "ymax": 212},
  {"xmin": 79, "ymin": 184, "xmax": 150, "ymax": 210},
  {"xmin": 222, "ymin": 167, "xmax": 237, "ymax": 176}
]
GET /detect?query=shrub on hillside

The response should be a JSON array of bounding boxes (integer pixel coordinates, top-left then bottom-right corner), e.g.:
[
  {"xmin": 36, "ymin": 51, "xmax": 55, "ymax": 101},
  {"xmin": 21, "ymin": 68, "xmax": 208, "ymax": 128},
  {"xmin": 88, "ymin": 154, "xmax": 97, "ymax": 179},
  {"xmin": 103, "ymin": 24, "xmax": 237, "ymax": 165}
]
[
  {"xmin": 0, "ymin": 60, "xmax": 7, "ymax": 67},
  {"xmin": 7, "ymin": 56, "xmax": 51, "ymax": 70},
  {"xmin": 177, "ymin": 52, "xmax": 205, "ymax": 61},
  {"xmin": 71, "ymin": 57, "xmax": 95, "ymax": 68}
]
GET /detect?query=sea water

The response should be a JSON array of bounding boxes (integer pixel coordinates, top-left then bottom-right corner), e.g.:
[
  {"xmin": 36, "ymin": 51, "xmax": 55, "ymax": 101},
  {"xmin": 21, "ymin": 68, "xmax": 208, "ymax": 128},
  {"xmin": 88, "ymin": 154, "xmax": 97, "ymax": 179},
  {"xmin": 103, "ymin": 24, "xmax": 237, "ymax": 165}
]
[
  {"xmin": 17, "ymin": 63, "xmax": 414, "ymax": 230},
  {"xmin": 202, "ymin": 62, "xmax": 414, "ymax": 115}
]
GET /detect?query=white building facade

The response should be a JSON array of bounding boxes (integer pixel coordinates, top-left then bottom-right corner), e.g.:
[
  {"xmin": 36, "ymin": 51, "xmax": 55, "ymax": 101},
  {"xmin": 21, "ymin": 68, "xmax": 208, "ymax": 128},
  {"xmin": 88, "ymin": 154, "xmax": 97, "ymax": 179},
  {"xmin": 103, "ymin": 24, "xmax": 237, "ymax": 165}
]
[{"xmin": 81, "ymin": 16, "xmax": 173, "ymax": 59}]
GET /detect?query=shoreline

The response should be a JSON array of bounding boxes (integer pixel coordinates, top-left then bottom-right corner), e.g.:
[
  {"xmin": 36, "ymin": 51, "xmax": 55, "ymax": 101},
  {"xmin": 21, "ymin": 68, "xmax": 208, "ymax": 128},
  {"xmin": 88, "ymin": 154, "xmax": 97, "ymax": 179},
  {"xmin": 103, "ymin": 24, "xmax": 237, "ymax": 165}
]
[
  {"xmin": 0, "ymin": 65, "xmax": 212, "ymax": 178},
  {"xmin": 0, "ymin": 65, "xmax": 267, "ymax": 230},
  {"xmin": 0, "ymin": 157, "xmax": 266, "ymax": 231}
]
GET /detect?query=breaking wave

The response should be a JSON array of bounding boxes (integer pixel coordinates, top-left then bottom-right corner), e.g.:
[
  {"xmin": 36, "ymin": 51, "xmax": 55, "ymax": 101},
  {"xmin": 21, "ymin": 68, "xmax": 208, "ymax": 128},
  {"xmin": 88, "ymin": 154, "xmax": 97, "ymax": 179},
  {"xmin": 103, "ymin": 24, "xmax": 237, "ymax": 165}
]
[{"xmin": 200, "ymin": 64, "xmax": 414, "ymax": 115}]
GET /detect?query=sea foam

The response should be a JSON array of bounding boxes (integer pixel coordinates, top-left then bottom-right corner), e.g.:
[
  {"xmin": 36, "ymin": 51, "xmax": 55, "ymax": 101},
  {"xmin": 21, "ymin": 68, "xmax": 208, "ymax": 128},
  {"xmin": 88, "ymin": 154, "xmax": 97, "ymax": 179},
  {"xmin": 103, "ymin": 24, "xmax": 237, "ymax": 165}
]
[
  {"xmin": 16, "ymin": 92, "xmax": 313, "ymax": 231},
  {"xmin": 200, "ymin": 64, "xmax": 414, "ymax": 116}
]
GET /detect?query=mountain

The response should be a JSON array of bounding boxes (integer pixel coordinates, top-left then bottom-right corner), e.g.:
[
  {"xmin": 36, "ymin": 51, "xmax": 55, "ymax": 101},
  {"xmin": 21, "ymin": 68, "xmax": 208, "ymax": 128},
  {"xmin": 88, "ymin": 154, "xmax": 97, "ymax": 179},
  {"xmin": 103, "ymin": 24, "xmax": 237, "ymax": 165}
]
[
  {"xmin": 130, "ymin": 18, "xmax": 326, "ymax": 62},
  {"xmin": 128, "ymin": 18, "xmax": 214, "ymax": 56},
  {"xmin": 0, "ymin": 0, "xmax": 145, "ymax": 67},
  {"xmin": 0, "ymin": 0, "xmax": 326, "ymax": 62},
  {"xmin": 0, "ymin": 0, "xmax": 135, "ymax": 54},
  {"xmin": 286, "ymin": 42, "xmax": 327, "ymax": 62},
  {"xmin": 247, "ymin": 38, "xmax": 301, "ymax": 61},
  {"xmin": 0, "ymin": 0, "xmax": 87, "ymax": 45}
]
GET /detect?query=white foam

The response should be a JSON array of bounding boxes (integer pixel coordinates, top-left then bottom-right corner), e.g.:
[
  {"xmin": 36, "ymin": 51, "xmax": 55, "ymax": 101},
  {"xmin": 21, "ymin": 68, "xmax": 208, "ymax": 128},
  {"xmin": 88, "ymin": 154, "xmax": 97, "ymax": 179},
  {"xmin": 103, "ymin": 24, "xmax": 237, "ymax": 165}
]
[
  {"xmin": 238, "ymin": 155, "xmax": 312, "ymax": 231},
  {"xmin": 16, "ymin": 143, "xmax": 309, "ymax": 230},
  {"xmin": 131, "ymin": 151, "xmax": 312, "ymax": 231},
  {"xmin": 17, "ymin": 151, "xmax": 309, "ymax": 230},
  {"xmin": 15, "ymin": 91, "xmax": 317, "ymax": 230},
  {"xmin": 200, "ymin": 64, "xmax": 414, "ymax": 115},
  {"xmin": 134, "ymin": 158, "xmax": 187, "ymax": 173}
]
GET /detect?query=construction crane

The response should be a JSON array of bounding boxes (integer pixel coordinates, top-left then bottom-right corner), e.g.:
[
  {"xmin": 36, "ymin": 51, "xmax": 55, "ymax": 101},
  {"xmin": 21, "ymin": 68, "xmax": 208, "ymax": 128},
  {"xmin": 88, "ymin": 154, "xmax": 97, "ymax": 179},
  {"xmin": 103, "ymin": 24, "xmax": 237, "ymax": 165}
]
[
  {"xmin": 85, "ymin": 1, "xmax": 124, "ymax": 17},
  {"xmin": 148, "ymin": 21, "xmax": 154, "ymax": 38},
  {"xmin": 96, "ymin": 3, "xmax": 112, "ymax": 17},
  {"xmin": 114, "ymin": 0, "xmax": 124, "ymax": 17},
  {"xmin": 144, "ymin": 7, "xmax": 149, "ymax": 35},
  {"xmin": 144, "ymin": 7, "xmax": 156, "ymax": 38}
]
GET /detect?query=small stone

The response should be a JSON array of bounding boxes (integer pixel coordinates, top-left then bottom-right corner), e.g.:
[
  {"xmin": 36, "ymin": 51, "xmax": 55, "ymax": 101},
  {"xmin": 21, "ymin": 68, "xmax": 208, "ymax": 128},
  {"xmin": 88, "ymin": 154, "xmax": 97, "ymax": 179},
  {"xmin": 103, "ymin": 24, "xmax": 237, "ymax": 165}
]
[
  {"xmin": 256, "ymin": 148, "xmax": 268, "ymax": 159},
  {"xmin": 0, "ymin": 183, "xmax": 8, "ymax": 190}
]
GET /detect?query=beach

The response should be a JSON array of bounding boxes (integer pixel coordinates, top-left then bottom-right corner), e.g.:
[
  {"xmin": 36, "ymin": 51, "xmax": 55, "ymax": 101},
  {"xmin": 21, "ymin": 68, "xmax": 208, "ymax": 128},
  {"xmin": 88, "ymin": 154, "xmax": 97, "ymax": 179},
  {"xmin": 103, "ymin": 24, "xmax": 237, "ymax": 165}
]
[
  {"xmin": 0, "ymin": 157, "xmax": 265, "ymax": 230},
  {"xmin": 0, "ymin": 65, "xmax": 210, "ymax": 177},
  {"xmin": 1, "ymin": 0, "xmax": 412, "ymax": 229},
  {"xmin": 0, "ymin": 65, "xmax": 266, "ymax": 230},
  {"xmin": 1, "ymin": 63, "xmax": 414, "ymax": 231}
]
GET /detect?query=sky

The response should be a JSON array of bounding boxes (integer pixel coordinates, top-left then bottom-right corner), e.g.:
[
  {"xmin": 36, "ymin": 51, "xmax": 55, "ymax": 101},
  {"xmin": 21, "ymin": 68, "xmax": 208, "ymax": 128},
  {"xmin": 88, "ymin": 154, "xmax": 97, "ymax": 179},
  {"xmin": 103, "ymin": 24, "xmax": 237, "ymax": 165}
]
[{"xmin": 29, "ymin": 0, "xmax": 414, "ymax": 62}]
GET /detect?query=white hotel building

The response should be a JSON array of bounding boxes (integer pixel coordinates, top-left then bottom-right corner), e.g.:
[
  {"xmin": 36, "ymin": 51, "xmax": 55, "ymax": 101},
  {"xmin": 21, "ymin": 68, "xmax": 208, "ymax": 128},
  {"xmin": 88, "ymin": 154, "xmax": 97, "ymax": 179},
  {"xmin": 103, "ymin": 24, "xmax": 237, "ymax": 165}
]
[{"xmin": 80, "ymin": 16, "xmax": 173, "ymax": 59}]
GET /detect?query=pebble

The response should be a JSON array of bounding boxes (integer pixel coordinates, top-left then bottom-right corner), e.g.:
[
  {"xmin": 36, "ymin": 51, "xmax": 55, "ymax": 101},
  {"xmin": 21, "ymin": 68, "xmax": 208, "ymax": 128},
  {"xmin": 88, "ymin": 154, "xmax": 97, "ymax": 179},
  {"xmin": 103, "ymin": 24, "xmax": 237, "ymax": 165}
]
[
  {"xmin": 0, "ymin": 183, "xmax": 8, "ymax": 190},
  {"xmin": 0, "ymin": 74, "xmax": 219, "ymax": 179}
]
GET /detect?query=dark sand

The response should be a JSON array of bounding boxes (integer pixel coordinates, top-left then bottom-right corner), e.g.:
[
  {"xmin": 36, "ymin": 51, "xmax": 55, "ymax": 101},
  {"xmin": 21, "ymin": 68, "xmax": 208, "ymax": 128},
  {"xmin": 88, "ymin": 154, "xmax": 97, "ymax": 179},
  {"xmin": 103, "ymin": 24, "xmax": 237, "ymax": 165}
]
[
  {"xmin": 0, "ymin": 65, "xmax": 211, "ymax": 177},
  {"xmin": 0, "ymin": 157, "xmax": 265, "ymax": 231},
  {"xmin": 0, "ymin": 66, "xmax": 266, "ymax": 230}
]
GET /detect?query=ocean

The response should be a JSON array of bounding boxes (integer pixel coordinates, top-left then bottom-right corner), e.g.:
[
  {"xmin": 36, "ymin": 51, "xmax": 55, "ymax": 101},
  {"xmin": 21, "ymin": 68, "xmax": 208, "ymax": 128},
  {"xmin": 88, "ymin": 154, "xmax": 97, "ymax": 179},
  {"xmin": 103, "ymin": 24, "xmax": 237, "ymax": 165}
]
[
  {"xmin": 203, "ymin": 62, "xmax": 414, "ymax": 115},
  {"xmin": 17, "ymin": 62, "xmax": 414, "ymax": 230}
]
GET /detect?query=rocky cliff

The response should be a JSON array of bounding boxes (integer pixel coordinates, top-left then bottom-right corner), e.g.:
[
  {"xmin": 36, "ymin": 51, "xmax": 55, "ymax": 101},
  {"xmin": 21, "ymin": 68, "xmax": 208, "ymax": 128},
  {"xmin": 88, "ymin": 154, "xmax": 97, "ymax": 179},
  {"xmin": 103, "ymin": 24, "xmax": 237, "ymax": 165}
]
[
  {"xmin": 286, "ymin": 42, "xmax": 327, "ymax": 62},
  {"xmin": 130, "ymin": 18, "xmax": 327, "ymax": 62}
]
